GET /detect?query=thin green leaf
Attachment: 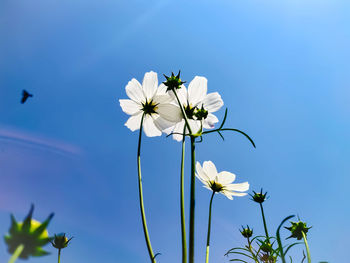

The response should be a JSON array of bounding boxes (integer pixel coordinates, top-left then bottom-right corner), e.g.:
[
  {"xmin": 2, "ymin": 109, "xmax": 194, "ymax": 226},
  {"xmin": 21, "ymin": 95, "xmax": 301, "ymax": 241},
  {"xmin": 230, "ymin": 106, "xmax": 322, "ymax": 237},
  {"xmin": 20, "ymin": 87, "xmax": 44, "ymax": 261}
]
[
  {"xmin": 229, "ymin": 259, "xmax": 249, "ymax": 263},
  {"xmin": 218, "ymin": 108, "xmax": 228, "ymax": 130},
  {"xmin": 203, "ymin": 128, "xmax": 256, "ymax": 148},
  {"xmin": 152, "ymin": 253, "xmax": 161, "ymax": 260},
  {"xmin": 250, "ymin": 235, "xmax": 267, "ymax": 243},
  {"xmin": 276, "ymin": 215, "xmax": 295, "ymax": 263},
  {"xmin": 218, "ymin": 131, "xmax": 225, "ymax": 141},
  {"xmin": 226, "ymin": 251, "xmax": 254, "ymax": 260}
]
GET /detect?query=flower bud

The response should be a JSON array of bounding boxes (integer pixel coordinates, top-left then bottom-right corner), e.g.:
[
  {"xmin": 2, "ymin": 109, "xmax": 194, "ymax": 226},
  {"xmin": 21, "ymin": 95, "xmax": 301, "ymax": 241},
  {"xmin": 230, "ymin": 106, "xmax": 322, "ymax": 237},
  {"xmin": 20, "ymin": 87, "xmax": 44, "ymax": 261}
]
[
  {"xmin": 163, "ymin": 71, "xmax": 185, "ymax": 91},
  {"xmin": 240, "ymin": 225, "xmax": 253, "ymax": 238},
  {"xmin": 250, "ymin": 189, "xmax": 268, "ymax": 204},
  {"xmin": 194, "ymin": 106, "xmax": 208, "ymax": 120},
  {"xmin": 51, "ymin": 233, "xmax": 73, "ymax": 250},
  {"xmin": 259, "ymin": 239, "xmax": 273, "ymax": 253},
  {"xmin": 4, "ymin": 205, "xmax": 54, "ymax": 259},
  {"xmin": 285, "ymin": 220, "xmax": 312, "ymax": 240}
]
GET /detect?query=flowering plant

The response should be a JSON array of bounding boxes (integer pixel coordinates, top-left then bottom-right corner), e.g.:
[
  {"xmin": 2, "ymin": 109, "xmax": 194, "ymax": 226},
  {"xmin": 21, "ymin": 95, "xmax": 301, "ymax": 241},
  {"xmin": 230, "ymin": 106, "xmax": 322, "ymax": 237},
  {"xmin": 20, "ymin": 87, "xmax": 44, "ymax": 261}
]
[{"xmin": 2, "ymin": 70, "xmax": 324, "ymax": 263}]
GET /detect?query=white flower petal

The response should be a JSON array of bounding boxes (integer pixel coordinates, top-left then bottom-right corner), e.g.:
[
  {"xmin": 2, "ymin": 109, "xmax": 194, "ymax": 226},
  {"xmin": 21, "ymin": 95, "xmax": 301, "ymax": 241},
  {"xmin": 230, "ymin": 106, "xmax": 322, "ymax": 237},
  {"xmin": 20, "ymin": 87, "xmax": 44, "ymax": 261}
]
[
  {"xmin": 188, "ymin": 119, "xmax": 201, "ymax": 134},
  {"xmin": 217, "ymin": 171, "xmax": 236, "ymax": 185},
  {"xmin": 119, "ymin": 99, "xmax": 141, "ymax": 115},
  {"xmin": 125, "ymin": 112, "xmax": 143, "ymax": 131},
  {"xmin": 188, "ymin": 76, "xmax": 207, "ymax": 106},
  {"xmin": 202, "ymin": 92, "xmax": 223, "ymax": 113},
  {"xmin": 153, "ymin": 117, "xmax": 175, "ymax": 133},
  {"xmin": 229, "ymin": 192, "xmax": 248, "ymax": 197},
  {"xmin": 143, "ymin": 114, "xmax": 162, "ymax": 137},
  {"xmin": 202, "ymin": 161, "xmax": 218, "ymax": 180},
  {"xmin": 126, "ymin": 78, "xmax": 144, "ymax": 103},
  {"xmin": 225, "ymin": 182, "xmax": 250, "ymax": 192},
  {"xmin": 203, "ymin": 185, "xmax": 213, "ymax": 191},
  {"xmin": 153, "ymin": 94, "xmax": 174, "ymax": 105},
  {"xmin": 169, "ymin": 85, "xmax": 187, "ymax": 106},
  {"xmin": 196, "ymin": 162, "xmax": 211, "ymax": 182},
  {"xmin": 157, "ymin": 83, "xmax": 168, "ymax": 95},
  {"xmin": 157, "ymin": 103, "xmax": 182, "ymax": 123},
  {"xmin": 203, "ymin": 113, "xmax": 219, "ymax": 129},
  {"xmin": 221, "ymin": 190, "xmax": 233, "ymax": 200},
  {"xmin": 142, "ymin": 71, "xmax": 158, "ymax": 100},
  {"xmin": 172, "ymin": 120, "xmax": 186, "ymax": 141}
]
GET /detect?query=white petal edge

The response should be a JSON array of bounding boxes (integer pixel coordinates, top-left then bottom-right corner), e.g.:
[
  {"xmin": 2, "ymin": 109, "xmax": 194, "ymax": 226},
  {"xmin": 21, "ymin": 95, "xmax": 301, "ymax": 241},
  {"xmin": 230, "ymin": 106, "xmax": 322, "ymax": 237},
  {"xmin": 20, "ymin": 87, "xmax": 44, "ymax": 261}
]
[
  {"xmin": 202, "ymin": 92, "xmax": 223, "ymax": 113},
  {"xmin": 225, "ymin": 182, "xmax": 250, "ymax": 192},
  {"xmin": 125, "ymin": 78, "xmax": 144, "ymax": 103},
  {"xmin": 119, "ymin": 99, "xmax": 141, "ymax": 115},
  {"xmin": 143, "ymin": 114, "xmax": 162, "ymax": 137},
  {"xmin": 196, "ymin": 162, "xmax": 211, "ymax": 183},
  {"xmin": 202, "ymin": 161, "xmax": 218, "ymax": 181},
  {"xmin": 217, "ymin": 171, "xmax": 236, "ymax": 185},
  {"xmin": 203, "ymin": 113, "xmax": 219, "ymax": 129},
  {"xmin": 142, "ymin": 71, "xmax": 158, "ymax": 100},
  {"xmin": 188, "ymin": 76, "xmax": 207, "ymax": 106},
  {"xmin": 125, "ymin": 112, "xmax": 143, "ymax": 131}
]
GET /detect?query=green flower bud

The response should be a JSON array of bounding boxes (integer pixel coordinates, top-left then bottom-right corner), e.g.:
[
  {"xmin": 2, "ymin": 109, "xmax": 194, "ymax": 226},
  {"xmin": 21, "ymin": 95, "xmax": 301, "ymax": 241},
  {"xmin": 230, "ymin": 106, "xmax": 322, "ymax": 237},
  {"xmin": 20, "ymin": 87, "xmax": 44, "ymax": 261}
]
[
  {"xmin": 260, "ymin": 253, "xmax": 277, "ymax": 263},
  {"xmin": 4, "ymin": 205, "xmax": 54, "ymax": 259},
  {"xmin": 194, "ymin": 106, "xmax": 208, "ymax": 120},
  {"xmin": 259, "ymin": 240, "xmax": 273, "ymax": 253},
  {"xmin": 250, "ymin": 188, "xmax": 268, "ymax": 204},
  {"xmin": 51, "ymin": 233, "xmax": 73, "ymax": 250},
  {"xmin": 163, "ymin": 71, "xmax": 186, "ymax": 91},
  {"xmin": 240, "ymin": 225, "xmax": 253, "ymax": 238},
  {"xmin": 285, "ymin": 220, "xmax": 312, "ymax": 240}
]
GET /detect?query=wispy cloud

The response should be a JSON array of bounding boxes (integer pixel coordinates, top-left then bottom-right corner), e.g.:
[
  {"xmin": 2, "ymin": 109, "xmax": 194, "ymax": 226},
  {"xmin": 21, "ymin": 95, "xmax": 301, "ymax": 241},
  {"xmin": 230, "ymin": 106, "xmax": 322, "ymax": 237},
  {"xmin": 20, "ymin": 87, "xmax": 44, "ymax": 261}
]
[{"xmin": 0, "ymin": 126, "xmax": 82, "ymax": 156}]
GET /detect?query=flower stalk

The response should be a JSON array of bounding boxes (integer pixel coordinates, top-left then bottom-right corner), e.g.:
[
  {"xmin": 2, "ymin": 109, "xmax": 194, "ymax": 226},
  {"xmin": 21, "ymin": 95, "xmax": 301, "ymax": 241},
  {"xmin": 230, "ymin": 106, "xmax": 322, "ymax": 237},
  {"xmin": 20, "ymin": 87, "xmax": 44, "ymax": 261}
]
[
  {"xmin": 170, "ymin": 85, "xmax": 196, "ymax": 263},
  {"xmin": 259, "ymin": 203, "xmax": 270, "ymax": 242},
  {"xmin": 8, "ymin": 244, "xmax": 24, "ymax": 263},
  {"xmin": 137, "ymin": 113, "xmax": 156, "ymax": 263},
  {"xmin": 189, "ymin": 136, "xmax": 196, "ymax": 263},
  {"xmin": 205, "ymin": 191, "xmax": 215, "ymax": 263},
  {"xmin": 180, "ymin": 128, "xmax": 187, "ymax": 263},
  {"xmin": 301, "ymin": 231, "xmax": 311, "ymax": 263},
  {"xmin": 172, "ymin": 89, "xmax": 194, "ymax": 135}
]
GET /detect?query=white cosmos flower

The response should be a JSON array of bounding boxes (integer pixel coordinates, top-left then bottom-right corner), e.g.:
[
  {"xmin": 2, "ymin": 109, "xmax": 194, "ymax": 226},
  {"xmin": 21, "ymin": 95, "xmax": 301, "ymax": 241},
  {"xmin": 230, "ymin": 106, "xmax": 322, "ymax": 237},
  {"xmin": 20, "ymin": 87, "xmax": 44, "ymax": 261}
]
[
  {"xmin": 195, "ymin": 161, "xmax": 249, "ymax": 200},
  {"xmin": 167, "ymin": 76, "xmax": 224, "ymax": 141},
  {"xmin": 119, "ymin": 71, "xmax": 182, "ymax": 137}
]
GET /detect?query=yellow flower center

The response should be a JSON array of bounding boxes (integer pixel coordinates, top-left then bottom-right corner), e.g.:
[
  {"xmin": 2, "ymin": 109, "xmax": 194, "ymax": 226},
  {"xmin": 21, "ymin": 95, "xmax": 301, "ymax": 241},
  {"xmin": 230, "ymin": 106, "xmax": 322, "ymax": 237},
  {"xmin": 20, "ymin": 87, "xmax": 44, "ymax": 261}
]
[
  {"xmin": 209, "ymin": 181, "xmax": 223, "ymax": 192},
  {"xmin": 18, "ymin": 219, "xmax": 49, "ymax": 239}
]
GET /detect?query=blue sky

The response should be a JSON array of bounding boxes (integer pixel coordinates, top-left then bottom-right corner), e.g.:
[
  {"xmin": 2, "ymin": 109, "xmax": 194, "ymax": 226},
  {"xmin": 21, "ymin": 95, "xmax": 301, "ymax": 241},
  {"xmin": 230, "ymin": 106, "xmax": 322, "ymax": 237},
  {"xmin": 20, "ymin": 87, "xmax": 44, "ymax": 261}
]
[{"xmin": 1, "ymin": 0, "xmax": 349, "ymax": 262}]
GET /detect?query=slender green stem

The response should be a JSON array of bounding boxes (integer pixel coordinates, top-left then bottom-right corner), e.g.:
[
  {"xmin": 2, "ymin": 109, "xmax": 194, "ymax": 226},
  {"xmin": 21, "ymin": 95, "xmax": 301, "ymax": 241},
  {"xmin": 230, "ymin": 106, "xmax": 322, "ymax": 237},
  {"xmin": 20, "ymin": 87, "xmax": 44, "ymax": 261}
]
[
  {"xmin": 58, "ymin": 249, "xmax": 61, "ymax": 263},
  {"xmin": 247, "ymin": 238, "xmax": 259, "ymax": 263},
  {"xmin": 171, "ymin": 88, "xmax": 195, "ymax": 263},
  {"xmin": 189, "ymin": 136, "xmax": 196, "ymax": 263},
  {"xmin": 137, "ymin": 114, "xmax": 156, "ymax": 263},
  {"xmin": 205, "ymin": 192, "xmax": 215, "ymax": 263},
  {"xmin": 172, "ymin": 89, "xmax": 193, "ymax": 135},
  {"xmin": 180, "ymin": 127, "xmax": 187, "ymax": 263},
  {"xmin": 8, "ymin": 244, "xmax": 24, "ymax": 263},
  {"xmin": 259, "ymin": 203, "xmax": 270, "ymax": 242},
  {"xmin": 301, "ymin": 231, "xmax": 311, "ymax": 263}
]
